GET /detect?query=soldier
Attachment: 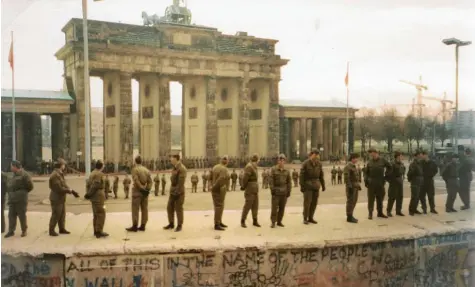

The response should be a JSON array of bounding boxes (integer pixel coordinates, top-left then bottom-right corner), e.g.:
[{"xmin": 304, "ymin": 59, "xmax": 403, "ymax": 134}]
[
  {"xmin": 126, "ymin": 156, "xmax": 153, "ymax": 232},
  {"xmin": 331, "ymin": 166, "xmax": 337, "ymax": 185},
  {"xmin": 231, "ymin": 169, "xmax": 238, "ymax": 191},
  {"xmin": 238, "ymin": 170, "xmax": 244, "ymax": 189},
  {"xmin": 163, "ymin": 154, "xmax": 187, "ymax": 232},
  {"xmin": 364, "ymin": 148, "xmax": 392, "ymax": 219},
  {"xmin": 1, "ymin": 172, "xmax": 7, "ymax": 233},
  {"xmin": 357, "ymin": 164, "xmax": 363, "ymax": 183},
  {"xmin": 211, "ymin": 156, "xmax": 229, "ymax": 231},
  {"xmin": 123, "ymin": 174, "xmax": 131, "ymax": 199},
  {"xmin": 202, "ymin": 171, "xmax": 208, "ymax": 192},
  {"xmin": 269, "ymin": 154, "xmax": 292, "ymax": 228},
  {"xmin": 459, "ymin": 148, "xmax": 474, "ymax": 210},
  {"xmin": 337, "ymin": 167, "xmax": 343, "ymax": 184},
  {"xmin": 300, "ymin": 149, "xmax": 325, "ymax": 225},
  {"xmin": 49, "ymin": 159, "xmax": 78, "ymax": 236},
  {"xmin": 226, "ymin": 172, "xmax": 231, "ymax": 191},
  {"xmin": 240, "ymin": 154, "xmax": 261, "ymax": 228},
  {"xmin": 420, "ymin": 151, "xmax": 439, "ymax": 214},
  {"xmin": 262, "ymin": 169, "xmax": 268, "ymax": 189},
  {"xmin": 112, "ymin": 176, "xmax": 119, "ymax": 199},
  {"xmin": 344, "ymin": 153, "xmax": 361, "ymax": 223},
  {"xmin": 191, "ymin": 172, "xmax": 199, "ymax": 193},
  {"xmin": 161, "ymin": 173, "xmax": 167, "ymax": 195},
  {"xmin": 292, "ymin": 169, "xmax": 299, "ymax": 187},
  {"xmin": 4, "ymin": 161, "xmax": 33, "ymax": 238},
  {"xmin": 154, "ymin": 174, "xmax": 160, "ymax": 196},
  {"xmin": 85, "ymin": 160, "xmax": 108, "ymax": 238},
  {"xmin": 406, "ymin": 150, "xmax": 424, "ymax": 216},
  {"xmin": 387, "ymin": 152, "xmax": 405, "ymax": 217},
  {"xmin": 442, "ymin": 154, "xmax": 459, "ymax": 213},
  {"xmin": 104, "ymin": 175, "xmax": 111, "ymax": 200},
  {"xmin": 208, "ymin": 169, "xmax": 213, "ymax": 192}
]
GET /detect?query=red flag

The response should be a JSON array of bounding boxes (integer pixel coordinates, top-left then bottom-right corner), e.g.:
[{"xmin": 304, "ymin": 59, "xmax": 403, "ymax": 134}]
[
  {"xmin": 8, "ymin": 40, "xmax": 14, "ymax": 70},
  {"xmin": 344, "ymin": 62, "xmax": 349, "ymax": 87}
]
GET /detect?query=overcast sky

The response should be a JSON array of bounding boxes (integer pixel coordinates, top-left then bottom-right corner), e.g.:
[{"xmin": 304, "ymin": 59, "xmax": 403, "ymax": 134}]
[{"xmin": 2, "ymin": 0, "xmax": 474, "ymax": 115}]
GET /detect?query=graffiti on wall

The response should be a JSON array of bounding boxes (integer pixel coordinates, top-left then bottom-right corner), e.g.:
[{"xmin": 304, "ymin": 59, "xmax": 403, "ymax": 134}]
[{"xmin": 1, "ymin": 255, "xmax": 63, "ymax": 287}]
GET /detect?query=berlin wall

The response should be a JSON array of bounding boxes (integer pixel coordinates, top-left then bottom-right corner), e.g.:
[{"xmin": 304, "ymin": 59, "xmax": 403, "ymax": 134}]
[{"xmin": 2, "ymin": 231, "xmax": 474, "ymax": 287}]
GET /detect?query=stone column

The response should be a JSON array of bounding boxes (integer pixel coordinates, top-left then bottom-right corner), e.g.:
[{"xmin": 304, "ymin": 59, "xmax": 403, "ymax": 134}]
[
  {"xmin": 181, "ymin": 80, "xmax": 186, "ymax": 158},
  {"xmin": 267, "ymin": 79, "xmax": 280, "ymax": 156},
  {"xmin": 22, "ymin": 113, "xmax": 43, "ymax": 170},
  {"xmin": 327, "ymin": 119, "xmax": 333, "ymax": 158},
  {"xmin": 310, "ymin": 119, "xmax": 317, "ymax": 150},
  {"xmin": 299, "ymin": 118, "xmax": 307, "ymax": 160},
  {"xmin": 332, "ymin": 118, "xmax": 339, "ymax": 156},
  {"xmin": 281, "ymin": 117, "xmax": 290, "ymax": 158},
  {"xmin": 339, "ymin": 118, "xmax": 346, "ymax": 156},
  {"xmin": 71, "ymin": 67, "xmax": 91, "ymax": 162},
  {"xmin": 1, "ymin": 112, "xmax": 13, "ymax": 170},
  {"xmin": 238, "ymin": 77, "xmax": 250, "ymax": 158},
  {"xmin": 317, "ymin": 118, "xmax": 324, "ymax": 157},
  {"xmin": 206, "ymin": 76, "xmax": 218, "ymax": 160},
  {"xmin": 288, "ymin": 118, "xmax": 296, "ymax": 160},
  {"xmin": 158, "ymin": 76, "xmax": 172, "ymax": 156},
  {"xmin": 51, "ymin": 114, "xmax": 71, "ymax": 161},
  {"xmin": 15, "ymin": 114, "xmax": 24, "ymax": 163}
]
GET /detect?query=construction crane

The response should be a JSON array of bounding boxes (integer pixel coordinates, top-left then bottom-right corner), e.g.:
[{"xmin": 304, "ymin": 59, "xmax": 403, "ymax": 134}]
[
  {"xmin": 400, "ymin": 75, "xmax": 428, "ymax": 118},
  {"xmin": 380, "ymin": 100, "xmax": 425, "ymax": 115},
  {"xmin": 422, "ymin": 92, "xmax": 454, "ymax": 124}
]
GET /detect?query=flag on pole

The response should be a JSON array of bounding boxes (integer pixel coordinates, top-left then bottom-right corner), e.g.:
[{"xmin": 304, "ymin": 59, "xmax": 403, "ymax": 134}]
[
  {"xmin": 344, "ymin": 62, "xmax": 349, "ymax": 87},
  {"xmin": 8, "ymin": 39, "xmax": 14, "ymax": 69}
]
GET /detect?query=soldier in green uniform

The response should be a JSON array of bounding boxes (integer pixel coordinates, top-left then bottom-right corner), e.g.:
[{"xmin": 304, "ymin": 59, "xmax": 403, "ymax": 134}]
[
  {"xmin": 123, "ymin": 174, "xmax": 131, "ymax": 199},
  {"xmin": 442, "ymin": 154, "xmax": 459, "ymax": 213},
  {"xmin": 154, "ymin": 174, "xmax": 160, "ymax": 196},
  {"xmin": 1, "ymin": 171, "xmax": 7, "ymax": 233},
  {"xmin": 292, "ymin": 169, "xmax": 299, "ymax": 187},
  {"xmin": 459, "ymin": 148, "xmax": 474, "ymax": 210},
  {"xmin": 85, "ymin": 160, "xmax": 109, "ymax": 238},
  {"xmin": 49, "ymin": 159, "xmax": 77, "ymax": 236},
  {"xmin": 344, "ymin": 153, "xmax": 361, "ymax": 223},
  {"xmin": 387, "ymin": 151, "xmax": 405, "ymax": 217},
  {"xmin": 357, "ymin": 164, "xmax": 363, "ymax": 183},
  {"xmin": 364, "ymin": 148, "xmax": 392, "ymax": 219},
  {"xmin": 191, "ymin": 172, "xmax": 199, "ymax": 193},
  {"xmin": 407, "ymin": 150, "xmax": 424, "ymax": 216},
  {"xmin": 202, "ymin": 171, "xmax": 208, "ymax": 192},
  {"xmin": 4, "ymin": 161, "xmax": 33, "ymax": 238},
  {"xmin": 163, "ymin": 154, "xmax": 187, "ymax": 232},
  {"xmin": 269, "ymin": 154, "xmax": 292, "ymax": 228},
  {"xmin": 337, "ymin": 167, "xmax": 343, "ymax": 184},
  {"xmin": 126, "ymin": 156, "xmax": 152, "ymax": 232},
  {"xmin": 238, "ymin": 170, "xmax": 244, "ymax": 189},
  {"xmin": 211, "ymin": 156, "xmax": 229, "ymax": 231},
  {"xmin": 104, "ymin": 175, "xmax": 111, "ymax": 200},
  {"xmin": 208, "ymin": 169, "xmax": 213, "ymax": 192},
  {"xmin": 161, "ymin": 173, "xmax": 167, "ymax": 195},
  {"xmin": 331, "ymin": 166, "xmax": 337, "ymax": 185},
  {"xmin": 300, "ymin": 150, "xmax": 326, "ymax": 225},
  {"xmin": 241, "ymin": 154, "xmax": 261, "ymax": 228},
  {"xmin": 226, "ymin": 172, "xmax": 231, "ymax": 191},
  {"xmin": 262, "ymin": 169, "xmax": 268, "ymax": 189},
  {"xmin": 420, "ymin": 151, "xmax": 439, "ymax": 214},
  {"xmin": 230, "ymin": 170, "xmax": 238, "ymax": 191},
  {"xmin": 112, "ymin": 176, "xmax": 119, "ymax": 199}
]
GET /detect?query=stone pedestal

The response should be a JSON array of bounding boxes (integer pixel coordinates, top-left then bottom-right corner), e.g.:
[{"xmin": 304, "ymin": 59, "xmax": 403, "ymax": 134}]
[
  {"xmin": 1, "ymin": 113, "xmax": 13, "ymax": 170},
  {"xmin": 206, "ymin": 76, "xmax": 218, "ymax": 160},
  {"xmin": 22, "ymin": 113, "xmax": 42, "ymax": 170},
  {"xmin": 158, "ymin": 76, "xmax": 172, "ymax": 156},
  {"xmin": 299, "ymin": 118, "xmax": 307, "ymax": 160},
  {"xmin": 267, "ymin": 80, "xmax": 280, "ymax": 156},
  {"xmin": 238, "ymin": 78, "xmax": 249, "ymax": 158},
  {"xmin": 51, "ymin": 114, "xmax": 71, "ymax": 161}
]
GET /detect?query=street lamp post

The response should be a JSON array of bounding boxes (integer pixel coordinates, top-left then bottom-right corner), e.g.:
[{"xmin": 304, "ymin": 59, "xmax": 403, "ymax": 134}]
[{"xmin": 442, "ymin": 37, "xmax": 472, "ymax": 154}]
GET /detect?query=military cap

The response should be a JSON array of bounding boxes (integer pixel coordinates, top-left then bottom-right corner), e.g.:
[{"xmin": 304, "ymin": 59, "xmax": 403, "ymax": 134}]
[
  {"xmin": 278, "ymin": 154, "xmax": 287, "ymax": 160},
  {"xmin": 11, "ymin": 160, "xmax": 22, "ymax": 168},
  {"xmin": 221, "ymin": 155, "xmax": 229, "ymax": 160},
  {"xmin": 251, "ymin": 153, "xmax": 259, "ymax": 162},
  {"xmin": 349, "ymin": 153, "xmax": 359, "ymax": 160},
  {"xmin": 309, "ymin": 149, "xmax": 320, "ymax": 155},
  {"xmin": 368, "ymin": 148, "xmax": 377, "ymax": 153}
]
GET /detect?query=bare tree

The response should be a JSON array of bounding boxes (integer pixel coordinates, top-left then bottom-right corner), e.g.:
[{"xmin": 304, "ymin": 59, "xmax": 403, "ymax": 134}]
[
  {"xmin": 404, "ymin": 114, "xmax": 429, "ymax": 149},
  {"xmin": 355, "ymin": 108, "xmax": 376, "ymax": 153},
  {"xmin": 373, "ymin": 108, "xmax": 401, "ymax": 152},
  {"xmin": 434, "ymin": 122, "xmax": 452, "ymax": 147}
]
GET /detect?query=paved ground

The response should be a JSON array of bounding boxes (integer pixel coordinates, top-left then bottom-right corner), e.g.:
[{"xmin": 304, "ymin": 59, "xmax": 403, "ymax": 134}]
[{"xmin": 22, "ymin": 164, "xmax": 470, "ymax": 214}]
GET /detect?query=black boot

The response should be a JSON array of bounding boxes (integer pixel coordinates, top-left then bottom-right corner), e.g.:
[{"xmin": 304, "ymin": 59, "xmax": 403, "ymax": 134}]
[
  {"xmin": 4, "ymin": 232, "xmax": 14, "ymax": 238},
  {"xmin": 241, "ymin": 219, "xmax": 247, "ymax": 228},
  {"xmin": 138, "ymin": 224, "xmax": 146, "ymax": 231},
  {"xmin": 49, "ymin": 230, "xmax": 59, "ymax": 237},
  {"xmin": 368, "ymin": 212, "xmax": 373, "ymax": 220},
  {"xmin": 163, "ymin": 223, "xmax": 174, "ymax": 230},
  {"xmin": 215, "ymin": 224, "xmax": 225, "ymax": 231},
  {"xmin": 253, "ymin": 219, "xmax": 261, "ymax": 227},
  {"xmin": 377, "ymin": 212, "xmax": 388, "ymax": 218},
  {"xmin": 271, "ymin": 222, "xmax": 276, "ymax": 228},
  {"xmin": 387, "ymin": 211, "xmax": 393, "ymax": 217},
  {"xmin": 346, "ymin": 215, "xmax": 358, "ymax": 223},
  {"xmin": 430, "ymin": 209, "xmax": 438, "ymax": 214},
  {"xmin": 59, "ymin": 229, "xmax": 71, "ymax": 234},
  {"xmin": 175, "ymin": 225, "xmax": 182, "ymax": 232},
  {"xmin": 308, "ymin": 218, "xmax": 318, "ymax": 224},
  {"xmin": 220, "ymin": 223, "xmax": 228, "ymax": 228},
  {"xmin": 277, "ymin": 222, "xmax": 285, "ymax": 227},
  {"xmin": 396, "ymin": 212, "xmax": 405, "ymax": 216},
  {"xmin": 126, "ymin": 225, "xmax": 138, "ymax": 232}
]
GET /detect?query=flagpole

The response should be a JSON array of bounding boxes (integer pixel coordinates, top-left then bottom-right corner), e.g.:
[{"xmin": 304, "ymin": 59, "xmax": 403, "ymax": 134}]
[
  {"xmin": 345, "ymin": 62, "xmax": 349, "ymax": 159},
  {"xmin": 11, "ymin": 31, "xmax": 16, "ymax": 161}
]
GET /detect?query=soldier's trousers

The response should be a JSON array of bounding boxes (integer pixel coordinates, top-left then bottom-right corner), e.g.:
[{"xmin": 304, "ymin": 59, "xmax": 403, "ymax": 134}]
[
  {"xmin": 445, "ymin": 179, "xmax": 459, "ymax": 210},
  {"xmin": 231, "ymin": 182, "xmax": 236, "ymax": 191},
  {"xmin": 346, "ymin": 188, "xmax": 358, "ymax": 216},
  {"xmin": 303, "ymin": 189, "xmax": 319, "ymax": 220},
  {"xmin": 113, "ymin": 188, "xmax": 118, "ymax": 198},
  {"xmin": 167, "ymin": 193, "xmax": 185, "ymax": 226},
  {"xmin": 8, "ymin": 201, "xmax": 28, "ymax": 233},
  {"xmin": 154, "ymin": 186, "xmax": 159, "ymax": 196},
  {"xmin": 91, "ymin": 202, "xmax": 106, "ymax": 233},
  {"xmin": 409, "ymin": 184, "xmax": 421, "ymax": 213},
  {"xmin": 131, "ymin": 194, "xmax": 149, "ymax": 226},
  {"xmin": 1, "ymin": 190, "xmax": 6, "ymax": 233},
  {"xmin": 203, "ymin": 182, "xmax": 207, "ymax": 192},
  {"xmin": 459, "ymin": 178, "xmax": 471, "ymax": 208},
  {"xmin": 124, "ymin": 188, "xmax": 130, "ymax": 198},
  {"xmin": 161, "ymin": 185, "xmax": 166, "ymax": 195},
  {"xmin": 270, "ymin": 195, "xmax": 287, "ymax": 223},
  {"xmin": 226, "ymin": 182, "xmax": 230, "ymax": 191},
  {"xmin": 241, "ymin": 191, "xmax": 259, "ymax": 221},
  {"xmin": 338, "ymin": 177, "xmax": 342, "ymax": 184},
  {"xmin": 293, "ymin": 180, "xmax": 298, "ymax": 187},
  {"xmin": 331, "ymin": 178, "xmax": 336, "ymax": 185},
  {"xmin": 212, "ymin": 188, "xmax": 227, "ymax": 224},
  {"xmin": 192, "ymin": 183, "xmax": 197, "ymax": 193},
  {"xmin": 367, "ymin": 185, "xmax": 385, "ymax": 214},
  {"xmin": 49, "ymin": 201, "xmax": 66, "ymax": 232},
  {"xmin": 419, "ymin": 182, "xmax": 435, "ymax": 211},
  {"xmin": 387, "ymin": 182, "xmax": 403, "ymax": 213}
]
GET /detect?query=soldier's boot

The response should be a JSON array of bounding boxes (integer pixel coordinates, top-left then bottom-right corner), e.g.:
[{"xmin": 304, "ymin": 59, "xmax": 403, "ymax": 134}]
[
  {"xmin": 303, "ymin": 218, "xmax": 309, "ymax": 225},
  {"xmin": 277, "ymin": 222, "xmax": 285, "ymax": 227},
  {"xmin": 387, "ymin": 211, "xmax": 393, "ymax": 217},
  {"xmin": 59, "ymin": 229, "xmax": 71, "ymax": 234},
  {"xmin": 430, "ymin": 209, "xmax": 438, "ymax": 214},
  {"xmin": 252, "ymin": 219, "xmax": 261, "ymax": 227},
  {"xmin": 95, "ymin": 232, "xmax": 109, "ymax": 238},
  {"xmin": 271, "ymin": 222, "xmax": 276, "ymax": 228},
  {"xmin": 21, "ymin": 230, "xmax": 27, "ymax": 237},
  {"xmin": 126, "ymin": 225, "xmax": 138, "ymax": 232},
  {"xmin": 214, "ymin": 224, "xmax": 225, "ymax": 231},
  {"xmin": 396, "ymin": 211, "xmax": 405, "ymax": 216},
  {"xmin": 377, "ymin": 212, "xmax": 388, "ymax": 218},
  {"xmin": 461, "ymin": 206, "xmax": 470, "ymax": 210},
  {"xmin": 241, "ymin": 219, "xmax": 247, "ymax": 228},
  {"xmin": 163, "ymin": 223, "xmax": 174, "ymax": 230},
  {"xmin": 138, "ymin": 224, "xmax": 146, "ymax": 231},
  {"xmin": 4, "ymin": 231, "xmax": 14, "ymax": 238},
  {"xmin": 220, "ymin": 222, "xmax": 228, "ymax": 228},
  {"xmin": 308, "ymin": 219, "xmax": 318, "ymax": 224},
  {"xmin": 346, "ymin": 215, "xmax": 358, "ymax": 223},
  {"xmin": 368, "ymin": 212, "xmax": 373, "ymax": 220},
  {"xmin": 175, "ymin": 225, "xmax": 182, "ymax": 232},
  {"xmin": 49, "ymin": 229, "xmax": 59, "ymax": 236}
]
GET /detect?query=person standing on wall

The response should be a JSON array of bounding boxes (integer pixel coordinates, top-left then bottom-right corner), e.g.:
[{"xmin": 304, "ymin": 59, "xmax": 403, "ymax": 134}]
[
  {"xmin": 211, "ymin": 156, "xmax": 229, "ymax": 231},
  {"xmin": 126, "ymin": 156, "xmax": 152, "ymax": 232},
  {"xmin": 343, "ymin": 153, "xmax": 361, "ymax": 223},
  {"xmin": 387, "ymin": 151, "xmax": 405, "ymax": 217},
  {"xmin": 300, "ymin": 149, "xmax": 325, "ymax": 225},
  {"xmin": 85, "ymin": 160, "xmax": 109, "ymax": 238},
  {"xmin": 419, "ymin": 151, "xmax": 439, "ymax": 214},
  {"xmin": 163, "ymin": 154, "xmax": 187, "ymax": 232},
  {"xmin": 241, "ymin": 154, "xmax": 261, "ymax": 228},
  {"xmin": 268, "ymin": 154, "xmax": 292, "ymax": 228},
  {"xmin": 407, "ymin": 150, "xmax": 424, "ymax": 216},
  {"xmin": 442, "ymin": 153, "xmax": 460, "ymax": 213},
  {"xmin": 459, "ymin": 148, "xmax": 474, "ymax": 210},
  {"xmin": 364, "ymin": 148, "xmax": 392, "ymax": 220}
]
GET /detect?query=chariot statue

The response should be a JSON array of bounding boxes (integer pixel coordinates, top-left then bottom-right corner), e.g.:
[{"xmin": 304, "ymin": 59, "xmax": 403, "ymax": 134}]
[{"xmin": 142, "ymin": 0, "xmax": 192, "ymax": 26}]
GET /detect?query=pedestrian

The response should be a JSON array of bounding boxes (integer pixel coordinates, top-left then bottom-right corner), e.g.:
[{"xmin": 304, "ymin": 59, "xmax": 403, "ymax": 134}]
[
  {"xmin": 154, "ymin": 174, "xmax": 160, "ymax": 196},
  {"xmin": 292, "ymin": 169, "xmax": 299, "ymax": 187},
  {"xmin": 407, "ymin": 150, "xmax": 424, "ymax": 216},
  {"xmin": 126, "ymin": 156, "xmax": 152, "ymax": 232},
  {"xmin": 85, "ymin": 160, "xmax": 108, "ymax": 238},
  {"xmin": 459, "ymin": 148, "xmax": 474, "ymax": 210},
  {"xmin": 344, "ymin": 153, "xmax": 361, "ymax": 223},
  {"xmin": 112, "ymin": 176, "xmax": 119, "ymax": 199},
  {"xmin": 123, "ymin": 174, "xmax": 131, "ymax": 199},
  {"xmin": 420, "ymin": 151, "xmax": 439, "ymax": 214},
  {"xmin": 202, "ymin": 171, "xmax": 208, "ymax": 192},
  {"xmin": 161, "ymin": 173, "xmax": 167, "ymax": 195},
  {"xmin": 300, "ymin": 149, "xmax": 325, "ymax": 225},
  {"xmin": 163, "ymin": 154, "xmax": 187, "ymax": 232},
  {"xmin": 211, "ymin": 156, "xmax": 229, "ymax": 231},
  {"xmin": 49, "ymin": 159, "xmax": 79, "ymax": 236},
  {"xmin": 387, "ymin": 152, "xmax": 405, "ymax": 217},
  {"xmin": 442, "ymin": 154, "xmax": 459, "ymax": 213},
  {"xmin": 191, "ymin": 172, "xmax": 198, "ymax": 193},
  {"xmin": 337, "ymin": 167, "xmax": 343, "ymax": 184},
  {"xmin": 269, "ymin": 154, "xmax": 291, "ymax": 228},
  {"xmin": 4, "ymin": 161, "xmax": 33, "ymax": 238},
  {"xmin": 331, "ymin": 166, "xmax": 337, "ymax": 185},
  {"xmin": 231, "ymin": 169, "xmax": 238, "ymax": 191},
  {"xmin": 240, "ymin": 154, "xmax": 261, "ymax": 228},
  {"xmin": 364, "ymin": 148, "xmax": 392, "ymax": 219}
]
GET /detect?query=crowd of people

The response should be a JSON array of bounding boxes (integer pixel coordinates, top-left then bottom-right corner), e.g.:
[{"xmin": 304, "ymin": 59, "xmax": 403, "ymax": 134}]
[{"xmin": 1, "ymin": 147, "xmax": 473, "ymax": 239}]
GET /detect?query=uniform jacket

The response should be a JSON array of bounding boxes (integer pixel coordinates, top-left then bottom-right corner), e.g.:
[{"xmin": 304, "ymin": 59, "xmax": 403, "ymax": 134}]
[
  {"xmin": 344, "ymin": 163, "xmax": 361, "ymax": 190},
  {"xmin": 86, "ymin": 170, "xmax": 106, "ymax": 204},
  {"xmin": 459, "ymin": 155, "xmax": 474, "ymax": 182},
  {"xmin": 49, "ymin": 168, "xmax": 70, "ymax": 202},
  {"xmin": 211, "ymin": 164, "xmax": 228, "ymax": 192},
  {"xmin": 8, "ymin": 169, "xmax": 33, "ymax": 204},
  {"xmin": 191, "ymin": 174, "xmax": 199, "ymax": 183},
  {"xmin": 299, "ymin": 159, "xmax": 325, "ymax": 191},
  {"xmin": 131, "ymin": 164, "xmax": 153, "ymax": 195},
  {"xmin": 365, "ymin": 157, "xmax": 392, "ymax": 186},
  {"xmin": 389, "ymin": 161, "xmax": 405, "ymax": 185},
  {"xmin": 407, "ymin": 159, "xmax": 424, "ymax": 186},
  {"xmin": 269, "ymin": 165, "xmax": 292, "ymax": 196},
  {"xmin": 242, "ymin": 162, "xmax": 259, "ymax": 194},
  {"xmin": 170, "ymin": 162, "xmax": 187, "ymax": 195}
]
